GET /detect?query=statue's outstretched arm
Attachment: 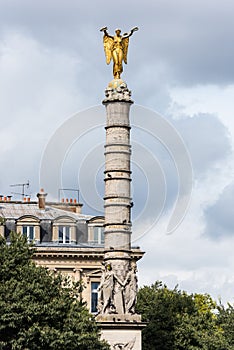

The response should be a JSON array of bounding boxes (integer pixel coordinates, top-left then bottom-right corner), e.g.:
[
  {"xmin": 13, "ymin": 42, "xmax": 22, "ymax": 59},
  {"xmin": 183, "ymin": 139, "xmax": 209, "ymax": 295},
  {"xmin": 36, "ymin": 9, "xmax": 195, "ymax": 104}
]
[
  {"xmin": 123, "ymin": 27, "xmax": 139, "ymax": 38},
  {"xmin": 100, "ymin": 26, "xmax": 113, "ymax": 39}
]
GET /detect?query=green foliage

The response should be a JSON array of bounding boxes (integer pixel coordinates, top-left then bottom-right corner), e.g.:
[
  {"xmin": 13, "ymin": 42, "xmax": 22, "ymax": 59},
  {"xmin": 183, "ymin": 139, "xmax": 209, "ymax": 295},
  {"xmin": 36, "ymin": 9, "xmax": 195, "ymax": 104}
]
[
  {"xmin": 218, "ymin": 302, "xmax": 234, "ymax": 348},
  {"xmin": 174, "ymin": 293, "xmax": 229, "ymax": 350},
  {"xmin": 0, "ymin": 233, "xmax": 109, "ymax": 350},
  {"xmin": 136, "ymin": 281, "xmax": 231, "ymax": 350}
]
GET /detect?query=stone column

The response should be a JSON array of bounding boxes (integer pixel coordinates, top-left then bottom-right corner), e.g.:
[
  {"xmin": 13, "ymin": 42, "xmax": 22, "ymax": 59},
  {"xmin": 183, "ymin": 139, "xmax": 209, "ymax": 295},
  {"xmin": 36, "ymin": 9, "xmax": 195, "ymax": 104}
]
[{"xmin": 96, "ymin": 79, "xmax": 143, "ymax": 350}]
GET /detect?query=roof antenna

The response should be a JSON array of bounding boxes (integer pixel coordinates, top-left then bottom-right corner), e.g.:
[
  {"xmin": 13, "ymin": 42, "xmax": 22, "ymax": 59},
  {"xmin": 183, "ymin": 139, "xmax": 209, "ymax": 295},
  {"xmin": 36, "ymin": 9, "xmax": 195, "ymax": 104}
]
[{"xmin": 10, "ymin": 181, "xmax": 30, "ymax": 200}]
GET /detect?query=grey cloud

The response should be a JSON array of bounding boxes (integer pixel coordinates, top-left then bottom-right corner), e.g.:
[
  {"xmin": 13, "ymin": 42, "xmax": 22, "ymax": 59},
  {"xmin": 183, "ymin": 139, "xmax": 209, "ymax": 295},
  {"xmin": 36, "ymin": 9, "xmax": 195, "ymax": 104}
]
[
  {"xmin": 204, "ymin": 182, "xmax": 234, "ymax": 239},
  {"xmin": 133, "ymin": 111, "xmax": 232, "ymax": 219},
  {"xmin": 173, "ymin": 113, "xmax": 232, "ymax": 176},
  {"xmin": 130, "ymin": 110, "xmax": 231, "ymax": 229},
  {"xmin": 0, "ymin": 0, "xmax": 233, "ymax": 89}
]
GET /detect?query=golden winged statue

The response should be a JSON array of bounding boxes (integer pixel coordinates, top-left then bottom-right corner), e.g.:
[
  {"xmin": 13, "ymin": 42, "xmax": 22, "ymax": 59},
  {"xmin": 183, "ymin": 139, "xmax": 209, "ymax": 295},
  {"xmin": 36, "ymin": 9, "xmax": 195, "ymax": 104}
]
[{"xmin": 100, "ymin": 27, "xmax": 138, "ymax": 79}]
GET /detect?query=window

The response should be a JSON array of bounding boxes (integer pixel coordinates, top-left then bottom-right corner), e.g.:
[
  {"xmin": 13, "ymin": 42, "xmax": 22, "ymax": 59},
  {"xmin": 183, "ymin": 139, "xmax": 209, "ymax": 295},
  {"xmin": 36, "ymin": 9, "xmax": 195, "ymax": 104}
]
[
  {"xmin": 22, "ymin": 226, "xmax": 34, "ymax": 241},
  {"xmin": 91, "ymin": 282, "xmax": 99, "ymax": 313},
  {"xmin": 93, "ymin": 226, "xmax": 104, "ymax": 244},
  {"xmin": 58, "ymin": 226, "xmax": 71, "ymax": 243}
]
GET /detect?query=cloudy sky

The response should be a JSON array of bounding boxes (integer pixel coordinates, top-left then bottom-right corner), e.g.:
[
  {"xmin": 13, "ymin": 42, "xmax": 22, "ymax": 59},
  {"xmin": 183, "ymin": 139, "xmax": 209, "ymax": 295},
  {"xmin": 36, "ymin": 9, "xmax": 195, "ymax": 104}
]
[{"xmin": 0, "ymin": 0, "xmax": 234, "ymax": 303}]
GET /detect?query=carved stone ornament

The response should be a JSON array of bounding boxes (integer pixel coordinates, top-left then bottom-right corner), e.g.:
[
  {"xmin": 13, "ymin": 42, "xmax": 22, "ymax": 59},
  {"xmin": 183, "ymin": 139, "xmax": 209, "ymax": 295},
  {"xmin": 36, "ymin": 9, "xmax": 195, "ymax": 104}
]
[
  {"xmin": 103, "ymin": 79, "xmax": 132, "ymax": 103},
  {"xmin": 97, "ymin": 261, "xmax": 138, "ymax": 315},
  {"xmin": 111, "ymin": 337, "xmax": 136, "ymax": 350}
]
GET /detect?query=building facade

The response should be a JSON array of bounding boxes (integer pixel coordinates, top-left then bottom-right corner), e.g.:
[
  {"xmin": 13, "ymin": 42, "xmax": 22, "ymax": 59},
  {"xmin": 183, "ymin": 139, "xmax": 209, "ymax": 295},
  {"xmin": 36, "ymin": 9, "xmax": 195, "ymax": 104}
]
[{"xmin": 0, "ymin": 189, "xmax": 143, "ymax": 313}]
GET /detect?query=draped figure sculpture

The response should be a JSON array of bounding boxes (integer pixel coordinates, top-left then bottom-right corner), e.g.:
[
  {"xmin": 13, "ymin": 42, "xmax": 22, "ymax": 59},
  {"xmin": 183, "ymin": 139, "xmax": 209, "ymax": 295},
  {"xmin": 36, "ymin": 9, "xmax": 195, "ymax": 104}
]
[
  {"xmin": 97, "ymin": 263, "xmax": 116, "ymax": 314},
  {"xmin": 123, "ymin": 262, "xmax": 138, "ymax": 314},
  {"xmin": 100, "ymin": 26, "xmax": 138, "ymax": 79}
]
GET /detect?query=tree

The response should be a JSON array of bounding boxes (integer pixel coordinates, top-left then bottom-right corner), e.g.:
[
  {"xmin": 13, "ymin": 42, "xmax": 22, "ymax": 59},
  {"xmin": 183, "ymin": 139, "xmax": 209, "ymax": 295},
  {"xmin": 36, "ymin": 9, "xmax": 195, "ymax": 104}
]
[
  {"xmin": 218, "ymin": 301, "xmax": 234, "ymax": 348},
  {"xmin": 136, "ymin": 281, "xmax": 195, "ymax": 350},
  {"xmin": 174, "ymin": 294, "xmax": 230, "ymax": 350},
  {"xmin": 0, "ymin": 233, "xmax": 109, "ymax": 350},
  {"xmin": 136, "ymin": 281, "xmax": 229, "ymax": 350}
]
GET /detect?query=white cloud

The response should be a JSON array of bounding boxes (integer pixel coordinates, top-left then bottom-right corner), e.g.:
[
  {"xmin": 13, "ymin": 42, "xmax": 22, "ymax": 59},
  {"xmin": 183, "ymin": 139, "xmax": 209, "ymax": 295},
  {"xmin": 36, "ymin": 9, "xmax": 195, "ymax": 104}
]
[{"xmin": 138, "ymin": 206, "xmax": 234, "ymax": 303}]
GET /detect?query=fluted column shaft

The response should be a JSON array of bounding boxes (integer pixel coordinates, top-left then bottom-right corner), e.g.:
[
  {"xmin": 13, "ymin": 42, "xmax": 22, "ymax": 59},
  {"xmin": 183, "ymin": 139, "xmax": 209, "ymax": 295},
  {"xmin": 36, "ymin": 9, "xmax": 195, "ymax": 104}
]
[
  {"xmin": 104, "ymin": 101, "xmax": 133, "ymax": 254},
  {"xmin": 97, "ymin": 80, "xmax": 138, "ymax": 317}
]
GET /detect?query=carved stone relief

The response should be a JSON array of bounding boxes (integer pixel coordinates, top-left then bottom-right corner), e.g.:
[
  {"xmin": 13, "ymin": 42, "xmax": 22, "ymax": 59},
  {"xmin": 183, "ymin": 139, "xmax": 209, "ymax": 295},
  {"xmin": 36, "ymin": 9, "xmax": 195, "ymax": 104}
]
[
  {"xmin": 111, "ymin": 337, "xmax": 136, "ymax": 349},
  {"xmin": 97, "ymin": 260, "xmax": 138, "ymax": 315}
]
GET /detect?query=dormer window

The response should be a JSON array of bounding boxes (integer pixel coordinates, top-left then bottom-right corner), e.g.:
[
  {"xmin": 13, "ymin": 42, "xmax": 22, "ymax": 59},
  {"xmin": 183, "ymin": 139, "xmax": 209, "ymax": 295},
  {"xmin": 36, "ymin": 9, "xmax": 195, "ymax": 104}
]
[
  {"xmin": 16, "ymin": 216, "xmax": 39, "ymax": 243},
  {"xmin": 88, "ymin": 225, "xmax": 104, "ymax": 244},
  {"xmin": 53, "ymin": 217, "xmax": 76, "ymax": 244},
  {"xmin": 87, "ymin": 217, "xmax": 105, "ymax": 245},
  {"xmin": 58, "ymin": 226, "xmax": 71, "ymax": 244},
  {"xmin": 22, "ymin": 225, "xmax": 34, "ymax": 241},
  {"xmin": 93, "ymin": 226, "xmax": 104, "ymax": 244}
]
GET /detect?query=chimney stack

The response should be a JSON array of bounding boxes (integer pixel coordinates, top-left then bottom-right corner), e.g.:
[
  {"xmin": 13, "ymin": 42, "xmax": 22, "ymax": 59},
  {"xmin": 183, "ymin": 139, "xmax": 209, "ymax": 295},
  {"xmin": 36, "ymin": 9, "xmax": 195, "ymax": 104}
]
[{"xmin": 37, "ymin": 188, "xmax": 47, "ymax": 210}]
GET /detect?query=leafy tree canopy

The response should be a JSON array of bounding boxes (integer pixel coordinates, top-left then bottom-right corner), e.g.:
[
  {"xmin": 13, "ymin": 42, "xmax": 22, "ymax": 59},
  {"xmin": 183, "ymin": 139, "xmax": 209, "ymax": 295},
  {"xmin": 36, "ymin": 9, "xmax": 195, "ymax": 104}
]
[
  {"xmin": 0, "ymin": 233, "xmax": 109, "ymax": 350},
  {"xmin": 136, "ymin": 281, "xmax": 232, "ymax": 350},
  {"xmin": 218, "ymin": 301, "xmax": 234, "ymax": 348}
]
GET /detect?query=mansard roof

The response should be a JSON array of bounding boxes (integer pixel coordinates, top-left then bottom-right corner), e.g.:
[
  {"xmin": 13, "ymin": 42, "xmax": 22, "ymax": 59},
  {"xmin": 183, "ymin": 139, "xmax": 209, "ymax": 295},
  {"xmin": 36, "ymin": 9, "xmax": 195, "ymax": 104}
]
[{"xmin": 0, "ymin": 202, "xmax": 93, "ymax": 222}]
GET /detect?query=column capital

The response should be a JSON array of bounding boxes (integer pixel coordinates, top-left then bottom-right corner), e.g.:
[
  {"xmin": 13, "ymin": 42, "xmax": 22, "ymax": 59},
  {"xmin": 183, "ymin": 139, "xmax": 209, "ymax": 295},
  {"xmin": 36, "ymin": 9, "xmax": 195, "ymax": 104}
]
[{"xmin": 103, "ymin": 79, "xmax": 133, "ymax": 104}]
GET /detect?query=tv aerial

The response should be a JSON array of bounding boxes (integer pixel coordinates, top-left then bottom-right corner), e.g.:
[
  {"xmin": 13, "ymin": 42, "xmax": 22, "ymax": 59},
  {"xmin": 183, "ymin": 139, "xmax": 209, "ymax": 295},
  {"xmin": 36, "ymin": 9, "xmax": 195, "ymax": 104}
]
[{"xmin": 10, "ymin": 181, "xmax": 30, "ymax": 200}]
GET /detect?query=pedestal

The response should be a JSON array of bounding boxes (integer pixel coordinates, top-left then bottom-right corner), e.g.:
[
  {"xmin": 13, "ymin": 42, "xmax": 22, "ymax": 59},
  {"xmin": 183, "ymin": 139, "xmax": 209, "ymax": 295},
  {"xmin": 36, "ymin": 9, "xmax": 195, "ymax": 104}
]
[{"xmin": 97, "ymin": 314, "xmax": 145, "ymax": 350}]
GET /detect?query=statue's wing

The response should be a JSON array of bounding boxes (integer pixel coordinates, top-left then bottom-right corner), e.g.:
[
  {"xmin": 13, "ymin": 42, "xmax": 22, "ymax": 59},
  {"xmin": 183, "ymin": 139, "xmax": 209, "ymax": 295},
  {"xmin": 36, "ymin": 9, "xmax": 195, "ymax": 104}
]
[
  {"xmin": 103, "ymin": 35, "xmax": 113, "ymax": 65},
  {"xmin": 122, "ymin": 37, "xmax": 129, "ymax": 64}
]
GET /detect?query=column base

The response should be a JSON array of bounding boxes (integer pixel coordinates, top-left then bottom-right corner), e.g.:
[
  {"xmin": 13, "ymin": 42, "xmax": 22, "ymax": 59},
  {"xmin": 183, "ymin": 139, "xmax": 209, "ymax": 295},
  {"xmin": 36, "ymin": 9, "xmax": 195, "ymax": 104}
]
[{"xmin": 96, "ymin": 314, "xmax": 146, "ymax": 350}]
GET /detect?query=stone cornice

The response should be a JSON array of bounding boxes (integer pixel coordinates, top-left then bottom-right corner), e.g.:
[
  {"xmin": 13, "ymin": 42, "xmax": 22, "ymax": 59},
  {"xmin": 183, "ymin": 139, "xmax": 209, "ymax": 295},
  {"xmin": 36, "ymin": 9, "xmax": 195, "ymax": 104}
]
[{"xmin": 33, "ymin": 246, "xmax": 144, "ymax": 261}]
